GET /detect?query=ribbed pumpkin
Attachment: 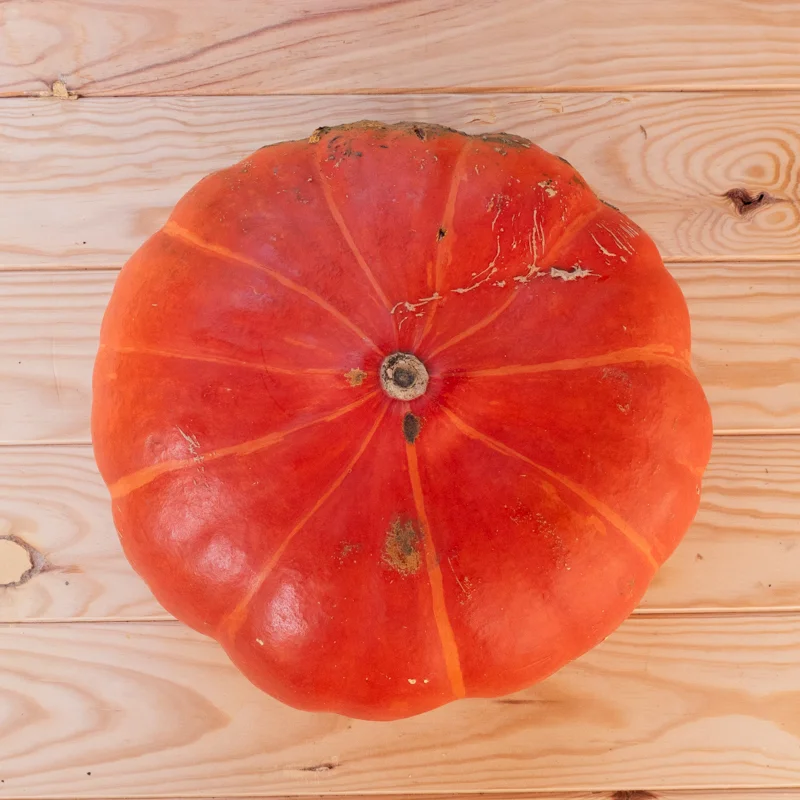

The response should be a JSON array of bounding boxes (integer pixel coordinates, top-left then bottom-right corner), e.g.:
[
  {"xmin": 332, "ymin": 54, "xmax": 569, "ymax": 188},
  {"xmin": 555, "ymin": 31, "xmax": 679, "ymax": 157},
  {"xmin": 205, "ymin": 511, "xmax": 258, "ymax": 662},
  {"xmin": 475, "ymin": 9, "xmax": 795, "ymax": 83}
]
[{"xmin": 92, "ymin": 121, "xmax": 713, "ymax": 720}]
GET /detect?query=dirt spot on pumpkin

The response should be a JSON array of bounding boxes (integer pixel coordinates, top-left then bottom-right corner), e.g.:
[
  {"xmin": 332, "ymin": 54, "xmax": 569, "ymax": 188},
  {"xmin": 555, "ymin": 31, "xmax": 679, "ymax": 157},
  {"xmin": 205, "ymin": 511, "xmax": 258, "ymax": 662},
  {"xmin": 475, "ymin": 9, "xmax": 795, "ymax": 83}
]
[
  {"xmin": 344, "ymin": 368, "xmax": 367, "ymax": 387},
  {"xmin": 383, "ymin": 518, "xmax": 421, "ymax": 576},
  {"xmin": 403, "ymin": 413, "xmax": 422, "ymax": 444},
  {"xmin": 339, "ymin": 541, "xmax": 362, "ymax": 563}
]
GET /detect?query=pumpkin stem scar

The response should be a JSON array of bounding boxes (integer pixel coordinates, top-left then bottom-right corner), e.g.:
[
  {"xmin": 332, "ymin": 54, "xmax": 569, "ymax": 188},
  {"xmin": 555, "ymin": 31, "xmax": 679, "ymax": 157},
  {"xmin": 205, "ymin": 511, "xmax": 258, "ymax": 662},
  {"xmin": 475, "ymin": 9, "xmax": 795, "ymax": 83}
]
[
  {"xmin": 313, "ymin": 151, "xmax": 397, "ymax": 334},
  {"xmin": 380, "ymin": 352, "xmax": 429, "ymax": 401},
  {"xmin": 441, "ymin": 407, "xmax": 660, "ymax": 571},
  {"xmin": 415, "ymin": 138, "xmax": 473, "ymax": 350},
  {"xmin": 405, "ymin": 441, "xmax": 466, "ymax": 699},
  {"xmin": 108, "ymin": 390, "xmax": 381, "ymax": 499},
  {"xmin": 161, "ymin": 220, "xmax": 383, "ymax": 357},
  {"xmin": 220, "ymin": 405, "xmax": 389, "ymax": 641}
]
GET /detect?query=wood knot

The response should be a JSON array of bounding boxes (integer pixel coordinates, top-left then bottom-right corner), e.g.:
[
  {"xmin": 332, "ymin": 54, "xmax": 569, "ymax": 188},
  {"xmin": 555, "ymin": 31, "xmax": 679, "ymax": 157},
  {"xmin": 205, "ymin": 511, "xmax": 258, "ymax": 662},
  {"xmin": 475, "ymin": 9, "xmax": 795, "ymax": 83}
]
[
  {"xmin": 0, "ymin": 534, "xmax": 46, "ymax": 588},
  {"xmin": 723, "ymin": 188, "xmax": 782, "ymax": 217}
]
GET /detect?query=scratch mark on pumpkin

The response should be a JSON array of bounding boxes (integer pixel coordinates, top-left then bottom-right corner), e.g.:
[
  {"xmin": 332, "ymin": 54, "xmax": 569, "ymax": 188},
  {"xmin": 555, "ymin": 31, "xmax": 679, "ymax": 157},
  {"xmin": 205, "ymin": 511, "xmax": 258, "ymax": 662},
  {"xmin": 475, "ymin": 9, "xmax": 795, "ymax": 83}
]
[
  {"xmin": 222, "ymin": 406, "xmax": 388, "ymax": 640},
  {"xmin": 441, "ymin": 408, "xmax": 659, "ymax": 570},
  {"xmin": 515, "ymin": 208, "xmax": 546, "ymax": 284},
  {"xmin": 549, "ymin": 264, "xmax": 597, "ymax": 281},
  {"xmin": 390, "ymin": 293, "xmax": 442, "ymax": 315},
  {"xmin": 591, "ymin": 233, "xmax": 616, "ymax": 258},
  {"xmin": 176, "ymin": 427, "xmax": 201, "ymax": 460},
  {"xmin": 452, "ymin": 238, "xmax": 501, "ymax": 295},
  {"xmin": 108, "ymin": 391, "xmax": 381, "ymax": 499},
  {"xmin": 597, "ymin": 221, "xmax": 635, "ymax": 256},
  {"xmin": 162, "ymin": 221, "xmax": 382, "ymax": 356},
  {"xmin": 538, "ymin": 179, "xmax": 557, "ymax": 197}
]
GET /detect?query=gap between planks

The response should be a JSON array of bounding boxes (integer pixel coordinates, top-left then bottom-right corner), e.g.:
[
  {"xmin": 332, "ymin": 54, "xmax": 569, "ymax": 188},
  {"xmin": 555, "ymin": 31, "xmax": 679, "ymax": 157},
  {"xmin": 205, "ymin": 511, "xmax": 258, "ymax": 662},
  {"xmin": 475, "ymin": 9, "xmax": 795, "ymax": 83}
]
[
  {"xmin": 8, "ymin": 607, "xmax": 800, "ymax": 627},
  {"xmin": 14, "ymin": 85, "xmax": 800, "ymax": 98}
]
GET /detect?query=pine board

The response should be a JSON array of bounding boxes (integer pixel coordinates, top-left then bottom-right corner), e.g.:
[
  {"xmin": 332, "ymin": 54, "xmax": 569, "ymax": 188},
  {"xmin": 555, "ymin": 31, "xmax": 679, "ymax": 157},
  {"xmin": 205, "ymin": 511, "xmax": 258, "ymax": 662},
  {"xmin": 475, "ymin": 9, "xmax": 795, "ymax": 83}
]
[
  {"xmin": 2, "ymin": 616, "xmax": 800, "ymax": 796},
  {"xmin": 1, "ymin": 93, "xmax": 800, "ymax": 269},
  {"xmin": 1, "ymin": 437, "xmax": 799, "ymax": 623},
  {"xmin": 3, "ymin": 1, "xmax": 800, "ymax": 96}
]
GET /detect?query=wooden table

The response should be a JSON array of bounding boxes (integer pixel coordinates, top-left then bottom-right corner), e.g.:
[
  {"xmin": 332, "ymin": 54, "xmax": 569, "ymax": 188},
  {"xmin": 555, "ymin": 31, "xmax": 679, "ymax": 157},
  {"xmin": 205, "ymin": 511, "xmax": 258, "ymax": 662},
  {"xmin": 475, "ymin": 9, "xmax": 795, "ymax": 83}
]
[{"xmin": 1, "ymin": 2, "xmax": 799, "ymax": 798}]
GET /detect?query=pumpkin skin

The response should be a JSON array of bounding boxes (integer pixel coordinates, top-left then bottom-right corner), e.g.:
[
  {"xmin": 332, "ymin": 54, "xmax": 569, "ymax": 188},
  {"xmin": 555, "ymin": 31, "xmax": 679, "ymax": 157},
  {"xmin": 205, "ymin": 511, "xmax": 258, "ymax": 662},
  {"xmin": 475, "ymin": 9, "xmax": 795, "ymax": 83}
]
[{"xmin": 91, "ymin": 120, "xmax": 713, "ymax": 721}]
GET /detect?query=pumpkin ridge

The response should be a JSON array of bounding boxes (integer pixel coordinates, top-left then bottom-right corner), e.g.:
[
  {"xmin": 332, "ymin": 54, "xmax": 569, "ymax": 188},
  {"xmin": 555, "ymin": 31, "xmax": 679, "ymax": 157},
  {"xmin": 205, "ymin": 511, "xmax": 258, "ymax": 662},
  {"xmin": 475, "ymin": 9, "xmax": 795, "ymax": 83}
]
[
  {"xmin": 440, "ymin": 406, "xmax": 660, "ymax": 571},
  {"xmin": 108, "ymin": 390, "xmax": 381, "ymax": 499},
  {"xmin": 539, "ymin": 202, "xmax": 605, "ymax": 271},
  {"xmin": 101, "ymin": 343, "xmax": 344, "ymax": 376},
  {"xmin": 161, "ymin": 220, "xmax": 383, "ymax": 356},
  {"xmin": 415, "ymin": 137, "xmax": 473, "ymax": 350},
  {"xmin": 425, "ymin": 288, "xmax": 518, "ymax": 359},
  {"xmin": 462, "ymin": 344, "xmax": 692, "ymax": 379},
  {"xmin": 405, "ymin": 439, "xmax": 466, "ymax": 699},
  {"xmin": 313, "ymin": 147, "xmax": 396, "ymax": 323},
  {"xmin": 219, "ymin": 404, "xmax": 389, "ymax": 641}
]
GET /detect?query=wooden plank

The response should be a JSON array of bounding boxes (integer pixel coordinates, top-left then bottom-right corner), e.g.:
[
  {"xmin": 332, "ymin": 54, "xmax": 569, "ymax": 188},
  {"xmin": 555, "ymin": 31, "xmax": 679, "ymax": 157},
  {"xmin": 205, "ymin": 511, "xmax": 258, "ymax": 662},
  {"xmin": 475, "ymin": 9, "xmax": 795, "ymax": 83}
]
[
  {"xmin": 3, "ymin": 1, "xmax": 800, "ymax": 95},
  {"xmin": 23, "ymin": 795, "xmax": 800, "ymax": 800},
  {"xmin": 12, "ymin": 794, "xmax": 799, "ymax": 800},
  {"xmin": 0, "ymin": 446, "xmax": 163, "ymax": 622},
  {"xmin": 1, "ymin": 437, "xmax": 798, "ymax": 623},
  {"xmin": 1, "ymin": 264, "xmax": 798, "ymax": 445},
  {"xmin": 2, "ymin": 615, "xmax": 800, "ymax": 795},
  {"xmin": 1, "ymin": 93, "xmax": 799, "ymax": 268}
]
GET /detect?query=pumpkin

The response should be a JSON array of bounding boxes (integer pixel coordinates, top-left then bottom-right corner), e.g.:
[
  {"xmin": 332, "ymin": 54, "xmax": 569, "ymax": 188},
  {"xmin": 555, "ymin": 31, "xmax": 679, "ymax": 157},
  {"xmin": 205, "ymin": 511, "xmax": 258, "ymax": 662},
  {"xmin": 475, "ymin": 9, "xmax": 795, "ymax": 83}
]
[{"xmin": 92, "ymin": 121, "xmax": 713, "ymax": 721}]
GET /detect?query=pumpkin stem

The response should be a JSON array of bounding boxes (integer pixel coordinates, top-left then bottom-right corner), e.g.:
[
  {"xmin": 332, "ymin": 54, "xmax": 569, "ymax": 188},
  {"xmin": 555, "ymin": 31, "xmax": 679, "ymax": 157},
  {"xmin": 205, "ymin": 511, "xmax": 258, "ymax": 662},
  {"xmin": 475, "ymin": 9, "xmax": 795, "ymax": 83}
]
[{"xmin": 380, "ymin": 353, "xmax": 429, "ymax": 401}]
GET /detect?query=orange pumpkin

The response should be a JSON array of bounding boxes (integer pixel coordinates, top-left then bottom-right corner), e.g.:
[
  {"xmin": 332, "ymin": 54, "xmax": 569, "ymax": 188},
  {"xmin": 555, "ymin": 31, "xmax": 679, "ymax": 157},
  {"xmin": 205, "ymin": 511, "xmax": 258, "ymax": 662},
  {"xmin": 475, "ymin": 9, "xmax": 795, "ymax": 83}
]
[{"xmin": 92, "ymin": 121, "xmax": 712, "ymax": 720}]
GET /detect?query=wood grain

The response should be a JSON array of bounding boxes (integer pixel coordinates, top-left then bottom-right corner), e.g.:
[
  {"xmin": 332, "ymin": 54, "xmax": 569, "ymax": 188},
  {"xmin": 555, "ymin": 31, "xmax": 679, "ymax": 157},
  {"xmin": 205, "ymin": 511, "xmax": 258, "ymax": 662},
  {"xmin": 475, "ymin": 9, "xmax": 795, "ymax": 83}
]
[
  {"xmin": 1, "ymin": 437, "xmax": 798, "ymax": 623},
  {"xmin": 1, "ymin": 264, "xmax": 798, "ymax": 444},
  {"xmin": 1, "ymin": 93, "xmax": 800, "ymax": 269},
  {"xmin": 3, "ymin": 0, "xmax": 800, "ymax": 96},
  {"xmin": 3, "ymin": 615, "xmax": 800, "ymax": 795},
  {"xmin": 0, "ymin": 446, "xmax": 163, "ymax": 622}
]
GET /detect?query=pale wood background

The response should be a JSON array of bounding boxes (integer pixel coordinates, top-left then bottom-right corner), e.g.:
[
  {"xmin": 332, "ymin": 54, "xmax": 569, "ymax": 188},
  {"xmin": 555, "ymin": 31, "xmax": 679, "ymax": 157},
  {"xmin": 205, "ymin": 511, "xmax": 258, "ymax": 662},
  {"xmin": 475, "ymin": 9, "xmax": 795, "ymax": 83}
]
[{"xmin": 1, "ymin": 2, "xmax": 799, "ymax": 799}]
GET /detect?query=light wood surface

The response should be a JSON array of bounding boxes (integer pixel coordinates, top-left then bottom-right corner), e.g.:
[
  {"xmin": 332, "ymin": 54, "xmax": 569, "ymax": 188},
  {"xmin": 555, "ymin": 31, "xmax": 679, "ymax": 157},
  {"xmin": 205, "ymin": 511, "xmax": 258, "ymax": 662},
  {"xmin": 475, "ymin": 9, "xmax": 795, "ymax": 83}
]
[
  {"xmin": 3, "ymin": 0, "xmax": 800, "ymax": 96},
  {"xmin": 3, "ymin": 615, "xmax": 800, "ymax": 796},
  {"xmin": 2, "ymin": 2, "xmax": 800, "ymax": 797},
  {"xmin": 1, "ymin": 437, "xmax": 798, "ymax": 623},
  {"xmin": 1, "ymin": 265, "xmax": 798, "ymax": 445},
  {"xmin": 2, "ymin": 93, "xmax": 800, "ymax": 269}
]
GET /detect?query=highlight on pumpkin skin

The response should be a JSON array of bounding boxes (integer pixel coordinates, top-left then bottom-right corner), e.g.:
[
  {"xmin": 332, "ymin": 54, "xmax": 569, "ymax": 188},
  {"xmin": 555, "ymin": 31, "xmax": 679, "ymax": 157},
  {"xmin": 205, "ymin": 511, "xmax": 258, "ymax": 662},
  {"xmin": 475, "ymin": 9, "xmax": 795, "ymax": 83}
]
[
  {"xmin": 107, "ymin": 390, "xmax": 382, "ymax": 500},
  {"xmin": 161, "ymin": 220, "xmax": 384, "ymax": 357},
  {"xmin": 220, "ymin": 404, "xmax": 389, "ymax": 642},
  {"xmin": 405, "ymin": 440, "xmax": 466, "ymax": 699},
  {"xmin": 460, "ymin": 344, "xmax": 693, "ymax": 380},
  {"xmin": 440, "ymin": 406, "xmax": 660, "ymax": 571}
]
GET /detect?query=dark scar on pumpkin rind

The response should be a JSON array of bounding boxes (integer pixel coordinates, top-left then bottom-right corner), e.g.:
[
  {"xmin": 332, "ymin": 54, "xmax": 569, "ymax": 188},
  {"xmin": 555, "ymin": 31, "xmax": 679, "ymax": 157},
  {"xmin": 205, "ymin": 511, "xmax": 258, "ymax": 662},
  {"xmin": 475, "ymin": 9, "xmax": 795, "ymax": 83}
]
[{"xmin": 403, "ymin": 413, "xmax": 422, "ymax": 444}]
